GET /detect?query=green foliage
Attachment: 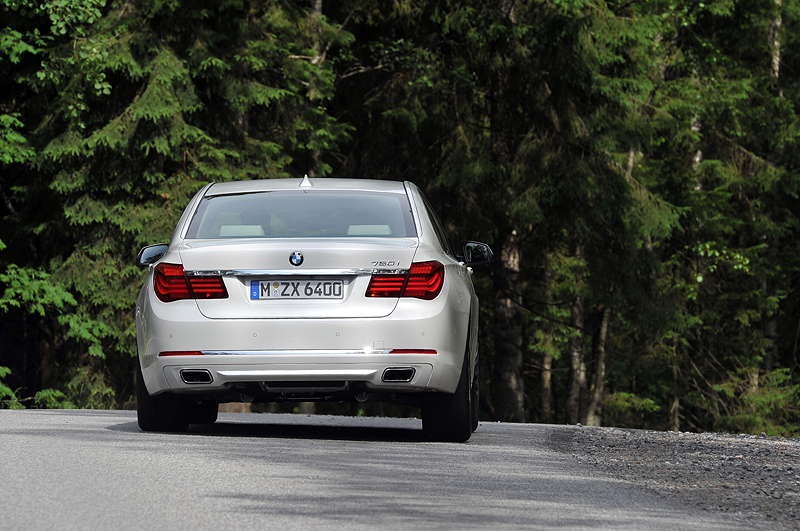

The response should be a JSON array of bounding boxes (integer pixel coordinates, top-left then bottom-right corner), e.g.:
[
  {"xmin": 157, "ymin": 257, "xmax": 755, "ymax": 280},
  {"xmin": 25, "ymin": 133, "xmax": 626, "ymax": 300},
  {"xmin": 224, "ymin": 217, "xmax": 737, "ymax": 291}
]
[
  {"xmin": 64, "ymin": 366, "xmax": 115, "ymax": 409},
  {"xmin": 0, "ymin": 114, "xmax": 35, "ymax": 163},
  {"xmin": 713, "ymin": 369, "xmax": 800, "ymax": 436},
  {"xmin": 604, "ymin": 392, "xmax": 661, "ymax": 428},
  {"xmin": 0, "ymin": 366, "xmax": 24, "ymax": 409},
  {"xmin": 40, "ymin": 0, "xmax": 106, "ymax": 37},
  {"xmin": 0, "ymin": 239, "xmax": 94, "ymax": 357},
  {"xmin": 32, "ymin": 388, "xmax": 75, "ymax": 409},
  {"xmin": 0, "ymin": 28, "xmax": 42, "ymax": 63},
  {"xmin": 0, "ymin": 263, "xmax": 76, "ymax": 315}
]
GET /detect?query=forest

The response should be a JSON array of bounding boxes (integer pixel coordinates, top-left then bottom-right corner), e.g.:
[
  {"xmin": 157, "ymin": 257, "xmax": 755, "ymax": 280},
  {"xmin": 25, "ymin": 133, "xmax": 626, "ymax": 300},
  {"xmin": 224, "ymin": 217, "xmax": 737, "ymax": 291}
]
[{"xmin": 1, "ymin": 0, "xmax": 799, "ymax": 435}]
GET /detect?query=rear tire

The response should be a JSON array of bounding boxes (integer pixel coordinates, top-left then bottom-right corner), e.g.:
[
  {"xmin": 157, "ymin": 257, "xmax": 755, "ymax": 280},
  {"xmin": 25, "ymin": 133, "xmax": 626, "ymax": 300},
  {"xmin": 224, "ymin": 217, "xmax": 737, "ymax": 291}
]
[
  {"xmin": 471, "ymin": 358, "xmax": 480, "ymax": 432},
  {"xmin": 136, "ymin": 361, "xmax": 189, "ymax": 432},
  {"xmin": 422, "ymin": 353, "xmax": 472, "ymax": 442}
]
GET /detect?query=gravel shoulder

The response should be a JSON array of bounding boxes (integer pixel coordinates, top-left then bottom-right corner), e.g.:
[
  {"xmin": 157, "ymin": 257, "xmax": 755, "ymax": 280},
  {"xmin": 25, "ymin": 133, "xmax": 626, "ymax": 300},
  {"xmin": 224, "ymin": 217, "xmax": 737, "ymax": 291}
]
[{"xmin": 554, "ymin": 425, "xmax": 800, "ymax": 530}]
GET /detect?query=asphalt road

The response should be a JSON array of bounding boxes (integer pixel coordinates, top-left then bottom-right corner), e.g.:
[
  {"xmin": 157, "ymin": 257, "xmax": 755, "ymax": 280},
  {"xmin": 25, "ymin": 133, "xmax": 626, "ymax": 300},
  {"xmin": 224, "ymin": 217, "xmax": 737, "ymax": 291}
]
[{"xmin": 0, "ymin": 410, "xmax": 753, "ymax": 530}]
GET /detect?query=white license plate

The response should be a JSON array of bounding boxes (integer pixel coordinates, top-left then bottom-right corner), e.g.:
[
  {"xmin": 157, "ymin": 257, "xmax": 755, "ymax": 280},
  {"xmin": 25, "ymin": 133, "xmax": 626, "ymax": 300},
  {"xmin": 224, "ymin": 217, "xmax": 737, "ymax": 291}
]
[{"xmin": 250, "ymin": 279, "xmax": 344, "ymax": 300}]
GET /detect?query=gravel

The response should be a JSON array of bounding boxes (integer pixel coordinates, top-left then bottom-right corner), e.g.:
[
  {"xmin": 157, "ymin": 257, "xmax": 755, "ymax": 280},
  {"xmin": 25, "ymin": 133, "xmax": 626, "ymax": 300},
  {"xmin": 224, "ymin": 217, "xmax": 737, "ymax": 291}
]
[{"xmin": 556, "ymin": 425, "xmax": 800, "ymax": 530}]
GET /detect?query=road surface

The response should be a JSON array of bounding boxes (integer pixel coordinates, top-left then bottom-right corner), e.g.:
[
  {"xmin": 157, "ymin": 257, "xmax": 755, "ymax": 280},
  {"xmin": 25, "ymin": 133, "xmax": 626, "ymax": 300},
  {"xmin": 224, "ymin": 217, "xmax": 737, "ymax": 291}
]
[{"xmin": 0, "ymin": 410, "xmax": 759, "ymax": 530}]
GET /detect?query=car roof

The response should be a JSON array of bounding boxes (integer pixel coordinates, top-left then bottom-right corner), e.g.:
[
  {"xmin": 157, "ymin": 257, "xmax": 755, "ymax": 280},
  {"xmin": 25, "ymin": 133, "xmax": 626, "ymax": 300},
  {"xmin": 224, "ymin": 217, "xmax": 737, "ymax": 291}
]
[{"xmin": 205, "ymin": 178, "xmax": 408, "ymax": 196}]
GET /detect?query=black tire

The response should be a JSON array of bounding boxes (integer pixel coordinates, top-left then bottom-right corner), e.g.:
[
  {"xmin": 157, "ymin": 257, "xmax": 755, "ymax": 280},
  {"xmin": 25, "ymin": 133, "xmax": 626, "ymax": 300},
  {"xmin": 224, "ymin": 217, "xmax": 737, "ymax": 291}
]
[
  {"xmin": 471, "ymin": 357, "xmax": 480, "ymax": 432},
  {"xmin": 185, "ymin": 401, "xmax": 218, "ymax": 425},
  {"xmin": 136, "ymin": 361, "xmax": 189, "ymax": 432},
  {"xmin": 422, "ymin": 353, "xmax": 472, "ymax": 442}
]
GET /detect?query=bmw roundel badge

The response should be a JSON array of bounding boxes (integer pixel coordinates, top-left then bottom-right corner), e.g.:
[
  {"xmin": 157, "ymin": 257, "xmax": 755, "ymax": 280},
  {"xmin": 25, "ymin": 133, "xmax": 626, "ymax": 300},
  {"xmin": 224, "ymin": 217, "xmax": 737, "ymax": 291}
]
[{"xmin": 289, "ymin": 251, "xmax": 304, "ymax": 267}]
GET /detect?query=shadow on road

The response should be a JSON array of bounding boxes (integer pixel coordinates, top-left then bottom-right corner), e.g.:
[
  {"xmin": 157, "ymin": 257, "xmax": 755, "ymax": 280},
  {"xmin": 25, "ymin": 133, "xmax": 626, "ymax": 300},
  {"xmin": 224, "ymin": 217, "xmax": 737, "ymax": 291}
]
[{"xmin": 107, "ymin": 419, "xmax": 427, "ymax": 443}]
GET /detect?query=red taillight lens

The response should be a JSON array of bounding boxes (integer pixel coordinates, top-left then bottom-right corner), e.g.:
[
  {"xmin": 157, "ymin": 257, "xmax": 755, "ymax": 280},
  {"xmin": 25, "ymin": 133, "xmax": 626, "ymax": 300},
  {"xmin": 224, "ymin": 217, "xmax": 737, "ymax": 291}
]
[
  {"xmin": 153, "ymin": 263, "xmax": 228, "ymax": 302},
  {"xmin": 159, "ymin": 351, "xmax": 204, "ymax": 356},
  {"xmin": 187, "ymin": 276, "xmax": 228, "ymax": 299},
  {"xmin": 154, "ymin": 263, "xmax": 191, "ymax": 302},
  {"xmin": 366, "ymin": 274, "xmax": 406, "ymax": 297},
  {"xmin": 390, "ymin": 349, "xmax": 438, "ymax": 354},
  {"xmin": 366, "ymin": 261, "xmax": 444, "ymax": 300},
  {"xmin": 404, "ymin": 261, "xmax": 444, "ymax": 300}
]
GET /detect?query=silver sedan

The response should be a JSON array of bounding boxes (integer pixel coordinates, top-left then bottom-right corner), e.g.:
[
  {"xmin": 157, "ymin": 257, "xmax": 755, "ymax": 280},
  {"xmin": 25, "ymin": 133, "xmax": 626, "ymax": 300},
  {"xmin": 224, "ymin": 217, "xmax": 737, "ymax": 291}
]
[{"xmin": 135, "ymin": 177, "xmax": 492, "ymax": 441}]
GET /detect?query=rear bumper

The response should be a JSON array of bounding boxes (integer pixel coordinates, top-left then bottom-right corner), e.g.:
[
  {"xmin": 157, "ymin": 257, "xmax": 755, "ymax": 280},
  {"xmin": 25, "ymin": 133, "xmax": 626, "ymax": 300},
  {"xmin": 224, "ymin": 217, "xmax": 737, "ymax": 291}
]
[
  {"xmin": 158, "ymin": 351, "xmax": 435, "ymax": 394},
  {"xmin": 136, "ymin": 291, "xmax": 470, "ymax": 396}
]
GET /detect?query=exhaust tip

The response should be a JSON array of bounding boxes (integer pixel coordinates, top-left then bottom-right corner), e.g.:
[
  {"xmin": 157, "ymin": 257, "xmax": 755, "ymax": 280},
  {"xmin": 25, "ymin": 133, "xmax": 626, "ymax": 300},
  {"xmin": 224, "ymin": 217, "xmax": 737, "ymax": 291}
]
[
  {"xmin": 382, "ymin": 367, "xmax": 416, "ymax": 383},
  {"xmin": 180, "ymin": 369, "xmax": 213, "ymax": 384}
]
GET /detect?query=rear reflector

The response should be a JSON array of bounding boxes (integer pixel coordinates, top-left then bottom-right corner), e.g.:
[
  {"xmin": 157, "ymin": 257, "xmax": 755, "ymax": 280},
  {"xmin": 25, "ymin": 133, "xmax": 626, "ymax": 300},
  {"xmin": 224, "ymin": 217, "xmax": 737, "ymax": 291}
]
[
  {"xmin": 366, "ymin": 261, "xmax": 444, "ymax": 300},
  {"xmin": 153, "ymin": 263, "xmax": 228, "ymax": 302},
  {"xmin": 159, "ymin": 351, "xmax": 204, "ymax": 356},
  {"xmin": 390, "ymin": 349, "xmax": 438, "ymax": 355}
]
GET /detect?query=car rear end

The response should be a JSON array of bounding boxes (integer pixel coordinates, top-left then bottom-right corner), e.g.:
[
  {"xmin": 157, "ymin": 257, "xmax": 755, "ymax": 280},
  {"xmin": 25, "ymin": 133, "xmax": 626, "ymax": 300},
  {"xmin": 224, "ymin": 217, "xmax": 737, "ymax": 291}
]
[{"xmin": 135, "ymin": 179, "xmax": 471, "ymax": 406}]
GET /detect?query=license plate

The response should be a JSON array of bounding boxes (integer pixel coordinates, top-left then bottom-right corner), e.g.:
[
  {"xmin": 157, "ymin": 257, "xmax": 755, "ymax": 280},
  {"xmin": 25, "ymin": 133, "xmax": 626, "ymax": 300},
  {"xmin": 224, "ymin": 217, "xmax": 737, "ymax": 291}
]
[{"xmin": 250, "ymin": 279, "xmax": 344, "ymax": 300}]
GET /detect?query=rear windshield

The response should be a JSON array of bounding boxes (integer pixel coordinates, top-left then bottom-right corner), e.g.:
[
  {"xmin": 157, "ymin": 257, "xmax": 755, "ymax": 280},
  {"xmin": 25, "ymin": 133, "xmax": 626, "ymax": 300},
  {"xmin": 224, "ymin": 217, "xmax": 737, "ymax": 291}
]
[{"xmin": 185, "ymin": 191, "xmax": 417, "ymax": 239}]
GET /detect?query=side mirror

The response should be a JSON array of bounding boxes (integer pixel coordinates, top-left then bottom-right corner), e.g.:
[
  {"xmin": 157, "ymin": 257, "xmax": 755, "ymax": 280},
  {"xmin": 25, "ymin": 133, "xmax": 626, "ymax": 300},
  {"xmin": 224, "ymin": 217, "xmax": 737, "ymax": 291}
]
[
  {"xmin": 137, "ymin": 243, "xmax": 169, "ymax": 267},
  {"xmin": 463, "ymin": 241, "xmax": 493, "ymax": 267}
]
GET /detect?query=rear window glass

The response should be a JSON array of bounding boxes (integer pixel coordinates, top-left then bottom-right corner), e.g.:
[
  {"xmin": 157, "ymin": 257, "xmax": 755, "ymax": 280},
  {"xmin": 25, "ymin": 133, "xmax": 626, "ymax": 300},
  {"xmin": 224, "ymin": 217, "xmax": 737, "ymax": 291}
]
[{"xmin": 185, "ymin": 191, "xmax": 417, "ymax": 239}]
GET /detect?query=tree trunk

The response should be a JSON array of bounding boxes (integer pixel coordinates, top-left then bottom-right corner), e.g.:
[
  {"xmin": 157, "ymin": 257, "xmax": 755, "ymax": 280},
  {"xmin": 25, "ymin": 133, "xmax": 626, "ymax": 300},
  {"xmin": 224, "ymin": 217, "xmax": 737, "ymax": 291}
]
[
  {"xmin": 584, "ymin": 306, "xmax": 610, "ymax": 426},
  {"xmin": 764, "ymin": 1, "xmax": 782, "ymax": 366},
  {"xmin": 541, "ymin": 351, "xmax": 553, "ymax": 423},
  {"xmin": 762, "ymin": 278, "xmax": 778, "ymax": 371},
  {"xmin": 38, "ymin": 334, "xmax": 52, "ymax": 389},
  {"xmin": 493, "ymin": 230, "xmax": 526, "ymax": 422},
  {"xmin": 566, "ymin": 294, "xmax": 585, "ymax": 424},
  {"xmin": 747, "ymin": 368, "xmax": 760, "ymax": 395},
  {"xmin": 691, "ymin": 119, "xmax": 702, "ymax": 176},
  {"xmin": 769, "ymin": 0, "xmax": 783, "ymax": 82},
  {"xmin": 539, "ymin": 255, "xmax": 554, "ymax": 423},
  {"xmin": 669, "ymin": 361, "xmax": 680, "ymax": 431}
]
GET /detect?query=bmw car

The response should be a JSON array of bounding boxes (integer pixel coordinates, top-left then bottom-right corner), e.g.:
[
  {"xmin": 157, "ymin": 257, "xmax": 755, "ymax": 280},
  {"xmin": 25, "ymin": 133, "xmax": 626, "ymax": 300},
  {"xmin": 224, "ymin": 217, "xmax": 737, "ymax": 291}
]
[{"xmin": 135, "ymin": 177, "xmax": 492, "ymax": 442}]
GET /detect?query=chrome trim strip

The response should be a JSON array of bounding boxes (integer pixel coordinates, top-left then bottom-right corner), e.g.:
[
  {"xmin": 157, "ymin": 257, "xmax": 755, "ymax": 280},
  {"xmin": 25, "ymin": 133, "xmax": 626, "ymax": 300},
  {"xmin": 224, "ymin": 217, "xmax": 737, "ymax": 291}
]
[
  {"xmin": 218, "ymin": 369, "xmax": 377, "ymax": 378},
  {"xmin": 178, "ymin": 182, "xmax": 215, "ymax": 240},
  {"xmin": 200, "ymin": 349, "xmax": 393, "ymax": 356},
  {"xmin": 404, "ymin": 181, "xmax": 425, "ymax": 239},
  {"xmin": 184, "ymin": 268, "xmax": 407, "ymax": 277}
]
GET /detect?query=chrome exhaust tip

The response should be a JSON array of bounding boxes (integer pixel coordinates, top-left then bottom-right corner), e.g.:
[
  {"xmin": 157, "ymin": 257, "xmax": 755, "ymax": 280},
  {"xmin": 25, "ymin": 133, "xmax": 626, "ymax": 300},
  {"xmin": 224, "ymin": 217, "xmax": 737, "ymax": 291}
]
[
  {"xmin": 180, "ymin": 369, "xmax": 213, "ymax": 384},
  {"xmin": 382, "ymin": 367, "xmax": 416, "ymax": 383}
]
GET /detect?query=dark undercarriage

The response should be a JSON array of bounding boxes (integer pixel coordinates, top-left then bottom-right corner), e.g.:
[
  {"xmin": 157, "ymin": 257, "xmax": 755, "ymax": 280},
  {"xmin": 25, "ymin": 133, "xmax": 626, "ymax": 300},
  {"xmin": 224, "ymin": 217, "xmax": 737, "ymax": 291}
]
[{"xmin": 170, "ymin": 380, "xmax": 426, "ymax": 406}]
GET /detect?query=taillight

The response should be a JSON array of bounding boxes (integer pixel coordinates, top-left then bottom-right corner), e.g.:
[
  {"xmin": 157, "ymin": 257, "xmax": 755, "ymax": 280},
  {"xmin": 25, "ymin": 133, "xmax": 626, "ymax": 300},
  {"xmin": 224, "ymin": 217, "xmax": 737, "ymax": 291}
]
[
  {"xmin": 404, "ymin": 261, "xmax": 444, "ymax": 299},
  {"xmin": 153, "ymin": 263, "xmax": 191, "ymax": 302},
  {"xmin": 366, "ymin": 261, "xmax": 444, "ymax": 300},
  {"xmin": 365, "ymin": 274, "xmax": 406, "ymax": 297},
  {"xmin": 187, "ymin": 276, "xmax": 228, "ymax": 299},
  {"xmin": 153, "ymin": 263, "xmax": 228, "ymax": 302}
]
